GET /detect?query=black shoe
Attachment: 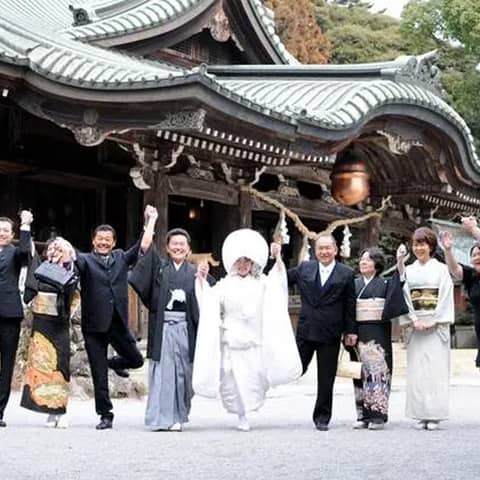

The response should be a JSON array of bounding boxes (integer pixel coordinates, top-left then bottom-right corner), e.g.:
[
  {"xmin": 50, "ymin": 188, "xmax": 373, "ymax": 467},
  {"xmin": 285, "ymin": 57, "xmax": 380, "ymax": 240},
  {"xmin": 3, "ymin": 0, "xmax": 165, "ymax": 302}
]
[
  {"xmin": 96, "ymin": 417, "xmax": 113, "ymax": 430},
  {"xmin": 108, "ymin": 357, "xmax": 130, "ymax": 378},
  {"xmin": 315, "ymin": 422, "xmax": 329, "ymax": 431},
  {"xmin": 113, "ymin": 368, "xmax": 130, "ymax": 378},
  {"xmin": 0, "ymin": 419, "xmax": 6, "ymax": 427}
]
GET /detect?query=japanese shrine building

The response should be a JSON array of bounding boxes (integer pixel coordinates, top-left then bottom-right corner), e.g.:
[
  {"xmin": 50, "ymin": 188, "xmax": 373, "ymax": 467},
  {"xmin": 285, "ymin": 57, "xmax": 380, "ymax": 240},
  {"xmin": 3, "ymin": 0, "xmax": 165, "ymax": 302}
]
[{"xmin": 0, "ymin": 0, "xmax": 479, "ymax": 267}]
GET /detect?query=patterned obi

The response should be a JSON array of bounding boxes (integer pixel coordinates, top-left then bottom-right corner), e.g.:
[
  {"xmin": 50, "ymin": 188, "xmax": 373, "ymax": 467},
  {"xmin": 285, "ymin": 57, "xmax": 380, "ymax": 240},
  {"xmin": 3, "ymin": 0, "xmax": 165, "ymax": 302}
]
[
  {"xmin": 410, "ymin": 288, "xmax": 438, "ymax": 311},
  {"xmin": 356, "ymin": 298, "xmax": 385, "ymax": 322},
  {"xmin": 31, "ymin": 292, "xmax": 58, "ymax": 316},
  {"xmin": 163, "ymin": 311, "xmax": 186, "ymax": 325}
]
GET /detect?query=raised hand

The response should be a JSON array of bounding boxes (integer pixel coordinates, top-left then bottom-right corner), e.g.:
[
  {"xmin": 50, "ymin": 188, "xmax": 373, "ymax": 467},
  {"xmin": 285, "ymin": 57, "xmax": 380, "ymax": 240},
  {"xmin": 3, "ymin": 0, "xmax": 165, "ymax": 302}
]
[
  {"xmin": 270, "ymin": 242, "xmax": 281, "ymax": 259},
  {"xmin": 461, "ymin": 216, "xmax": 477, "ymax": 234},
  {"xmin": 20, "ymin": 210, "xmax": 33, "ymax": 226},
  {"xmin": 396, "ymin": 243, "xmax": 408, "ymax": 262},
  {"xmin": 439, "ymin": 230, "xmax": 454, "ymax": 251},
  {"xmin": 144, "ymin": 204, "xmax": 158, "ymax": 222},
  {"xmin": 196, "ymin": 262, "xmax": 209, "ymax": 280}
]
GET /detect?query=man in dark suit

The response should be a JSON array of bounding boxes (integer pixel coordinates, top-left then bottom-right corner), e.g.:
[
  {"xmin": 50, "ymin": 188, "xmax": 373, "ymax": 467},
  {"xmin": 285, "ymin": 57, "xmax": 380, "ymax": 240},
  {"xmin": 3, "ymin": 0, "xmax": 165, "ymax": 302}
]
[
  {"xmin": 75, "ymin": 224, "xmax": 144, "ymax": 430},
  {"xmin": 282, "ymin": 234, "xmax": 357, "ymax": 431},
  {"xmin": 0, "ymin": 210, "xmax": 33, "ymax": 427}
]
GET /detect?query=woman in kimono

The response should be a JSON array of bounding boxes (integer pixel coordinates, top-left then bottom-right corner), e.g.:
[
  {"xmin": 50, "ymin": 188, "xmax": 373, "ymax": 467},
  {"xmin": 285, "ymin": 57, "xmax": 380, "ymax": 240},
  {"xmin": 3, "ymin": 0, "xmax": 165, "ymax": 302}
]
[
  {"xmin": 21, "ymin": 237, "xmax": 78, "ymax": 428},
  {"xmin": 440, "ymin": 218, "xmax": 480, "ymax": 368},
  {"xmin": 194, "ymin": 230, "xmax": 301, "ymax": 432},
  {"xmin": 350, "ymin": 245, "xmax": 408, "ymax": 430},
  {"xmin": 129, "ymin": 206, "xmax": 210, "ymax": 432},
  {"xmin": 402, "ymin": 227, "xmax": 454, "ymax": 431}
]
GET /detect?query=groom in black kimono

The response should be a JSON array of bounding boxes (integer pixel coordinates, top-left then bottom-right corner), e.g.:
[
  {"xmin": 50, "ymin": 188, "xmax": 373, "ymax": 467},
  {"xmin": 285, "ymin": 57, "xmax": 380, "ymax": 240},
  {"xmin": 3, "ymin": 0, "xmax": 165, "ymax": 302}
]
[{"xmin": 287, "ymin": 234, "xmax": 357, "ymax": 431}]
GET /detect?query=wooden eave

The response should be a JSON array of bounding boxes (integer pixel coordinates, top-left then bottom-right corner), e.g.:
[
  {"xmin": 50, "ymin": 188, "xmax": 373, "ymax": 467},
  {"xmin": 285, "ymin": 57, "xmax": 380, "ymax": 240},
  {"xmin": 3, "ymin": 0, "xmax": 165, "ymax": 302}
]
[{"xmin": 2, "ymin": 62, "xmax": 480, "ymax": 213}]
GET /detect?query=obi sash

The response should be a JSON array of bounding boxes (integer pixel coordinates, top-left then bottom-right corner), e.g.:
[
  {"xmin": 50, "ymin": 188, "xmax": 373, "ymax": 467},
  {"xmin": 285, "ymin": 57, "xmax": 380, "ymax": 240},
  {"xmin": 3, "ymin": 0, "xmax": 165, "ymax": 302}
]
[
  {"xmin": 356, "ymin": 298, "xmax": 385, "ymax": 322},
  {"xmin": 410, "ymin": 287, "xmax": 438, "ymax": 311},
  {"xmin": 31, "ymin": 292, "xmax": 58, "ymax": 316}
]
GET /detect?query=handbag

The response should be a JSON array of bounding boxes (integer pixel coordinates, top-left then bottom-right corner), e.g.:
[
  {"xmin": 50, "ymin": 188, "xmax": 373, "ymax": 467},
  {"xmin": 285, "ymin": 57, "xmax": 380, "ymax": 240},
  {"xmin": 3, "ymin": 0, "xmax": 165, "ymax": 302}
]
[
  {"xmin": 336, "ymin": 345, "xmax": 362, "ymax": 379},
  {"xmin": 34, "ymin": 261, "xmax": 76, "ymax": 290}
]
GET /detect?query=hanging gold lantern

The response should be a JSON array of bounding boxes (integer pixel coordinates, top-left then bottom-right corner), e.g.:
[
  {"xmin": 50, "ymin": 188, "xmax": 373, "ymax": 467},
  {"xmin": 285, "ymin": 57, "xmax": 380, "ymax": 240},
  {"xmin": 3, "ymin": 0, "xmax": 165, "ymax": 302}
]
[{"xmin": 331, "ymin": 156, "xmax": 370, "ymax": 206}]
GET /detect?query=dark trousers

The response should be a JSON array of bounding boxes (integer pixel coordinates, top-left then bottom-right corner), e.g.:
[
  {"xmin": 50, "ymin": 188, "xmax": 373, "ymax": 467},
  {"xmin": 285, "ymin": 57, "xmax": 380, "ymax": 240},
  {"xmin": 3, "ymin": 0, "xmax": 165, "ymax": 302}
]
[
  {"xmin": 83, "ymin": 313, "xmax": 143, "ymax": 419},
  {"xmin": 297, "ymin": 337, "xmax": 340, "ymax": 426},
  {"xmin": 0, "ymin": 319, "xmax": 21, "ymax": 419}
]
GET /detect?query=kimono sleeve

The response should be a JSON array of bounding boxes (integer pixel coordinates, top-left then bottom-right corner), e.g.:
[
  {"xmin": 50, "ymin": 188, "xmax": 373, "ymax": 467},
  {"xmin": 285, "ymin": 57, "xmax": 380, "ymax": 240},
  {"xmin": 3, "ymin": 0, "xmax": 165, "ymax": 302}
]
[
  {"xmin": 123, "ymin": 238, "xmax": 141, "ymax": 267},
  {"xmin": 382, "ymin": 271, "xmax": 409, "ymax": 321},
  {"xmin": 192, "ymin": 278, "xmax": 222, "ymax": 398},
  {"xmin": 23, "ymin": 250, "xmax": 41, "ymax": 304},
  {"xmin": 434, "ymin": 263, "xmax": 454, "ymax": 325},
  {"xmin": 343, "ymin": 272, "xmax": 358, "ymax": 335},
  {"xmin": 263, "ymin": 258, "xmax": 302, "ymax": 387},
  {"xmin": 128, "ymin": 245, "xmax": 160, "ymax": 310}
]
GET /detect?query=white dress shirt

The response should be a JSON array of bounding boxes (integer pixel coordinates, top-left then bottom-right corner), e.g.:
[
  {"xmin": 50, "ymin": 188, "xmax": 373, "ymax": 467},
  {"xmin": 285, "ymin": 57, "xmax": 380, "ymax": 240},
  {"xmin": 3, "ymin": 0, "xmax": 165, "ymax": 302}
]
[{"xmin": 318, "ymin": 261, "xmax": 336, "ymax": 286}]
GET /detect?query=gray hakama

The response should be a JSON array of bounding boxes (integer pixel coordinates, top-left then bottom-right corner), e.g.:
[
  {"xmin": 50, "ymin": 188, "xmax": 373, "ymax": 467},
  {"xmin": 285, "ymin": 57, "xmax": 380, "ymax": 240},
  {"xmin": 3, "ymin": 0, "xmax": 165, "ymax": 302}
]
[
  {"xmin": 129, "ymin": 247, "xmax": 211, "ymax": 430},
  {"xmin": 145, "ymin": 311, "xmax": 193, "ymax": 429}
]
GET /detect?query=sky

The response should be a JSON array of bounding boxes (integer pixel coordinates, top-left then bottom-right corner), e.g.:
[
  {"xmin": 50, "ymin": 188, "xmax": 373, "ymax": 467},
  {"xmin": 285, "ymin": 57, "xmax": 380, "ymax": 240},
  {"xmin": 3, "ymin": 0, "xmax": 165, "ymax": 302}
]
[{"xmin": 369, "ymin": 0, "xmax": 410, "ymax": 18}]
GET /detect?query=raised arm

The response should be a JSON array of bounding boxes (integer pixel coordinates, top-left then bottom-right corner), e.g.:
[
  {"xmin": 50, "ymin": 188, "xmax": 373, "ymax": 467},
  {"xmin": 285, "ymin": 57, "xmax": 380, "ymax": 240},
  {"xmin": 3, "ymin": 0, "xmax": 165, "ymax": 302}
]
[
  {"xmin": 15, "ymin": 210, "xmax": 33, "ymax": 262},
  {"xmin": 140, "ymin": 205, "xmax": 158, "ymax": 253},
  {"xmin": 396, "ymin": 243, "xmax": 408, "ymax": 278},
  {"xmin": 439, "ymin": 230, "xmax": 463, "ymax": 280}
]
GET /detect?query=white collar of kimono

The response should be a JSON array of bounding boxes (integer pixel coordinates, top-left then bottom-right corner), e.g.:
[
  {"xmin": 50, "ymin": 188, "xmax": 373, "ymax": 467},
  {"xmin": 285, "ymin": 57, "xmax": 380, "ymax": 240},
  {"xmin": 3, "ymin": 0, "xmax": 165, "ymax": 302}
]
[
  {"xmin": 362, "ymin": 274, "xmax": 374, "ymax": 286},
  {"xmin": 222, "ymin": 228, "xmax": 268, "ymax": 275}
]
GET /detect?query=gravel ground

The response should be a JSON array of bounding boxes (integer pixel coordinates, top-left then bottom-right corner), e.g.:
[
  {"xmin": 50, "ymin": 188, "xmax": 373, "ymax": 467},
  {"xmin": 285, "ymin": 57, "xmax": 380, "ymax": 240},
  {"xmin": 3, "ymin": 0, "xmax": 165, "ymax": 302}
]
[{"xmin": 2, "ymin": 371, "xmax": 480, "ymax": 480}]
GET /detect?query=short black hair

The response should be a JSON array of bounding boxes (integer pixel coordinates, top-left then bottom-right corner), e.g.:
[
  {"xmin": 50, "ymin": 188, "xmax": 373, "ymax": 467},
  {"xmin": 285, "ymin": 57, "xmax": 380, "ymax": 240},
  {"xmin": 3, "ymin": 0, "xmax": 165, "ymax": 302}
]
[
  {"xmin": 470, "ymin": 242, "xmax": 480, "ymax": 256},
  {"xmin": 166, "ymin": 228, "xmax": 191, "ymax": 246},
  {"xmin": 360, "ymin": 247, "xmax": 385, "ymax": 275},
  {"xmin": 92, "ymin": 224, "xmax": 116, "ymax": 241},
  {"xmin": 0, "ymin": 217, "xmax": 14, "ymax": 230}
]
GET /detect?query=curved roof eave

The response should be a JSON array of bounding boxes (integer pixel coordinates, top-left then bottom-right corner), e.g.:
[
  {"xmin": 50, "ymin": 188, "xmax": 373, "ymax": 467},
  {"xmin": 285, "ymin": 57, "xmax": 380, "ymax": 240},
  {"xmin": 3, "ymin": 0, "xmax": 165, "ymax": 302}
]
[
  {"xmin": 61, "ymin": 0, "xmax": 218, "ymax": 47},
  {"xmin": 3, "ymin": 57, "xmax": 479, "ymax": 183},
  {"xmin": 58, "ymin": 0, "xmax": 297, "ymax": 65}
]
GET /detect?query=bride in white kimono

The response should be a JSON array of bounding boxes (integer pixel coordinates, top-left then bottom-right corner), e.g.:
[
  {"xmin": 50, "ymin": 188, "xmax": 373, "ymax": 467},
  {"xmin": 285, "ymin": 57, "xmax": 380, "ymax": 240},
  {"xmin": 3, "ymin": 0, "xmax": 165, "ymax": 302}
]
[
  {"xmin": 401, "ymin": 227, "xmax": 454, "ymax": 431},
  {"xmin": 194, "ymin": 229, "xmax": 302, "ymax": 431}
]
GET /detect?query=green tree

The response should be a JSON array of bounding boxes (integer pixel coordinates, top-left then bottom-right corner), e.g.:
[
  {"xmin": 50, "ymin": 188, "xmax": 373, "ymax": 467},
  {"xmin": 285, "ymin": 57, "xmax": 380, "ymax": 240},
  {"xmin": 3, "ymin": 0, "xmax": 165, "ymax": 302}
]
[
  {"xmin": 400, "ymin": 0, "xmax": 480, "ymax": 142},
  {"xmin": 314, "ymin": 0, "xmax": 413, "ymax": 63}
]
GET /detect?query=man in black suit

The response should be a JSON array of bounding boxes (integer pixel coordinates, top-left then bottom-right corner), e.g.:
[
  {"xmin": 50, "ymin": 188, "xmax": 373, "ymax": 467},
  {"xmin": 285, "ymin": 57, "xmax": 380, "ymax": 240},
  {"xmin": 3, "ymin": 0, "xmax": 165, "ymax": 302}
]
[
  {"xmin": 0, "ymin": 210, "xmax": 33, "ymax": 427},
  {"xmin": 75, "ymin": 224, "xmax": 144, "ymax": 430},
  {"xmin": 279, "ymin": 233, "xmax": 357, "ymax": 431}
]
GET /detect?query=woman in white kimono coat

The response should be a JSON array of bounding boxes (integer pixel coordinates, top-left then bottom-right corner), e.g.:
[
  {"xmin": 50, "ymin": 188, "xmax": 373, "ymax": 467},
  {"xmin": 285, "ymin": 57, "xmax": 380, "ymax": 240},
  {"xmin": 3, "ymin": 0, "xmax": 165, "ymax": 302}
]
[
  {"xmin": 194, "ymin": 229, "xmax": 302, "ymax": 431},
  {"xmin": 401, "ymin": 227, "xmax": 454, "ymax": 431}
]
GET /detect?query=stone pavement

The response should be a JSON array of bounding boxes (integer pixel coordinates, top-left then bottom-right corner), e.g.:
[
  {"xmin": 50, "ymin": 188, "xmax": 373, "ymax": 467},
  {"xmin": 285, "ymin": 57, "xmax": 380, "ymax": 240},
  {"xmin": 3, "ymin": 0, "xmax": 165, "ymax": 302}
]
[{"xmin": 1, "ymin": 347, "xmax": 480, "ymax": 480}]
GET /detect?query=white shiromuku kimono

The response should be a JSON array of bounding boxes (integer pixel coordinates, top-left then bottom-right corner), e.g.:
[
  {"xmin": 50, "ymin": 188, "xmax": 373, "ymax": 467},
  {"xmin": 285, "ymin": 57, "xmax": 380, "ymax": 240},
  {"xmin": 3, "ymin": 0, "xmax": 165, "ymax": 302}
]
[
  {"xmin": 193, "ymin": 257, "xmax": 302, "ymax": 416},
  {"xmin": 402, "ymin": 258, "xmax": 454, "ymax": 421}
]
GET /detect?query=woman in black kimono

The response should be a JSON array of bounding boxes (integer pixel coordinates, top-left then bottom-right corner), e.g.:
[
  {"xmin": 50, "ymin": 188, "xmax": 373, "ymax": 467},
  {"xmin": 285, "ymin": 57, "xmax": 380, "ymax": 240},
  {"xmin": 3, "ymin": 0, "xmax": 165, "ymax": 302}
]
[
  {"xmin": 21, "ymin": 237, "xmax": 78, "ymax": 428},
  {"xmin": 350, "ymin": 245, "xmax": 408, "ymax": 430}
]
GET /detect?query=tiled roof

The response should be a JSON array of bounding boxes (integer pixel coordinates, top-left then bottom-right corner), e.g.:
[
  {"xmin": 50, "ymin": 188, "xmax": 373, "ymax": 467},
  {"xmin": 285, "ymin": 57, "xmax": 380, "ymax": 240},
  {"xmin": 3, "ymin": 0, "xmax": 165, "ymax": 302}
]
[
  {"xmin": 61, "ymin": 0, "xmax": 214, "ymax": 41},
  {"xmin": 0, "ymin": 14, "xmax": 185, "ymax": 88},
  {"xmin": 0, "ymin": 5, "xmax": 477, "ymax": 174},
  {"xmin": 60, "ymin": 0, "xmax": 297, "ymax": 64}
]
